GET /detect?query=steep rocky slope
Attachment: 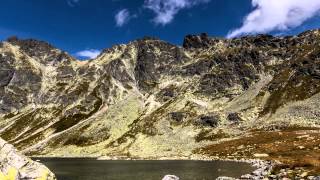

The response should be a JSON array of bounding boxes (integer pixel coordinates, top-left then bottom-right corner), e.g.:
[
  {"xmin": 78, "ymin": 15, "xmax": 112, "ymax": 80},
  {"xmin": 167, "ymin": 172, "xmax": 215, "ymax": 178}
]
[{"xmin": 0, "ymin": 30, "xmax": 319, "ymax": 160}]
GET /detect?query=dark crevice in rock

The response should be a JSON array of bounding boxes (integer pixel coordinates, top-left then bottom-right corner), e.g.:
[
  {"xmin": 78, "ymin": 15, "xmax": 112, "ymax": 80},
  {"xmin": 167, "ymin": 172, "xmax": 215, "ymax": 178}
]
[{"xmin": 52, "ymin": 87, "xmax": 103, "ymax": 133}]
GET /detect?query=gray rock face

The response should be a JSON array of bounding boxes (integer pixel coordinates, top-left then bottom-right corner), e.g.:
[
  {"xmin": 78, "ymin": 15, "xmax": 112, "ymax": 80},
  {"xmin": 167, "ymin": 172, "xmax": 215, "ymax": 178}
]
[
  {"xmin": 0, "ymin": 138, "xmax": 56, "ymax": 179},
  {"xmin": 183, "ymin": 33, "xmax": 219, "ymax": 49}
]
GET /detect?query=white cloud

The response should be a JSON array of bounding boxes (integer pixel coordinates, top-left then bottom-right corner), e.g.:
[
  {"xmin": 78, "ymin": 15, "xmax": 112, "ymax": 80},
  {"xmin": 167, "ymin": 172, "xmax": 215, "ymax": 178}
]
[
  {"xmin": 227, "ymin": 0, "xmax": 320, "ymax": 38},
  {"xmin": 144, "ymin": 0, "xmax": 210, "ymax": 25},
  {"xmin": 75, "ymin": 49, "xmax": 101, "ymax": 59},
  {"xmin": 115, "ymin": 9, "xmax": 133, "ymax": 27}
]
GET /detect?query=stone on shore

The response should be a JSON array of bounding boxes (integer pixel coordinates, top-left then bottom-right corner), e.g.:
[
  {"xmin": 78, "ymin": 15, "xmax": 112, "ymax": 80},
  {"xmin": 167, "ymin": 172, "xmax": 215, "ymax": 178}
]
[
  {"xmin": 0, "ymin": 138, "xmax": 56, "ymax": 180},
  {"xmin": 162, "ymin": 174, "xmax": 180, "ymax": 180}
]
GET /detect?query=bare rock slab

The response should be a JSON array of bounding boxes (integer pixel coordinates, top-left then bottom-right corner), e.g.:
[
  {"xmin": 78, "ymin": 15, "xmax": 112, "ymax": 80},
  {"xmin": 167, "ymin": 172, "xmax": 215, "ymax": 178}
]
[{"xmin": 0, "ymin": 138, "xmax": 56, "ymax": 180}]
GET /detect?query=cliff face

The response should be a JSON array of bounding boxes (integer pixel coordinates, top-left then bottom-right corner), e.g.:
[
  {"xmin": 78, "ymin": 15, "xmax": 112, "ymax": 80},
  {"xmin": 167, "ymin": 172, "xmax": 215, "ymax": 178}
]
[
  {"xmin": 0, "ymin": 30, "xmax": 319, "ymax": 158},
  {"xmin": 0, "ymin": 138, "xmax": 56, "ymax": 179}
]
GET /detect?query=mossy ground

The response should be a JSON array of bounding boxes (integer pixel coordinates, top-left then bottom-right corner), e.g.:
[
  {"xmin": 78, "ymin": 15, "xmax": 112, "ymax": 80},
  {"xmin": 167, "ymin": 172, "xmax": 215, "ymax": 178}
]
[
  {"xmin": 196, "ymin": 127, "xmax": 320, "ymax": 175},
  {"xmin": 0, "ymin": 168, "xmax": 18, "ymax": 180}
]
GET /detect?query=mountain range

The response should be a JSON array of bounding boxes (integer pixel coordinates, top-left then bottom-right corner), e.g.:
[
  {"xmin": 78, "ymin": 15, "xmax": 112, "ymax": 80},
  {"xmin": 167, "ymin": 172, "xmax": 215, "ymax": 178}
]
[{"xmin": 0, "ymin": 30, "xmax": 319, "ymax": 166}]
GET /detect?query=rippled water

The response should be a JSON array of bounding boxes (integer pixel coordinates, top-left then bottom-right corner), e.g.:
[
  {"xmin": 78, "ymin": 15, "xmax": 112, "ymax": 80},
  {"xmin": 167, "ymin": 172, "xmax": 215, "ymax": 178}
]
[{"xmin": 36, "ymin": 158, "xmax": 254, "ymax": 180}]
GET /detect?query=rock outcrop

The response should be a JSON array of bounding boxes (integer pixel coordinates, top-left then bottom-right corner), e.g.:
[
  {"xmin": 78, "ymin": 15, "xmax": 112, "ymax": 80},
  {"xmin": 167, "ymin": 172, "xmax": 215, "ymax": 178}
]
[
  {"xmin": 0, "ymin": 29, "xmax": 319, "ymax": 158},
  {"xmin": 0, "ymin": 138, "xmax": 56, "ymax": 179}
]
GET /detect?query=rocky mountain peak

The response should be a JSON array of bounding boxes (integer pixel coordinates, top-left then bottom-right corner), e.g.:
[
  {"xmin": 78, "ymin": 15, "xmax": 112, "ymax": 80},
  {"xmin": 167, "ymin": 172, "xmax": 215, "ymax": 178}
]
[
  {"xmin": 183, "ymin": 33, "xmax": 221, "ymax": 49},
  {"xmin": 6, "ymin": 36, "xmax": 73, "ymax": 65}
]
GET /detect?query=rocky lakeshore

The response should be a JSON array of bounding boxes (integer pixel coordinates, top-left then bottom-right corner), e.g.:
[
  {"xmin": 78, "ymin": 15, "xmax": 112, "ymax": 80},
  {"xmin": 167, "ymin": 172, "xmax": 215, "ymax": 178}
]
[{"xmin": 0, "ymin": 138, "xmax": 56, "ymax": 180}]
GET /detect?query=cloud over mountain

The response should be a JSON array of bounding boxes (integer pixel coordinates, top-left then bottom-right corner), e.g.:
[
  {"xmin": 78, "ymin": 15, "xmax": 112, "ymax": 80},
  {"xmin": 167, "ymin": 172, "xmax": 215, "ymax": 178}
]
[{"xmin": 227, "ymin": 0, "xmax": 320, "ymax": 38}]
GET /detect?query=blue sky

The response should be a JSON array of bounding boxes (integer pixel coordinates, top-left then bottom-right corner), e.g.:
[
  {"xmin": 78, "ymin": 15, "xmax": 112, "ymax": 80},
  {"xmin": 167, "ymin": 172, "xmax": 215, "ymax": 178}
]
[{"xmin": 1, "ymin": 0, "xmax": 320, "ymax": 59}]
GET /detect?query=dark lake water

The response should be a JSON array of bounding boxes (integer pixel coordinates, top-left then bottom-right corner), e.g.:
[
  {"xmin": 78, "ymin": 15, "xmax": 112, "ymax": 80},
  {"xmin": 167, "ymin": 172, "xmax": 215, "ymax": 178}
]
[{"xmin": 35, "ymin": 158, "xmax": 254, "ymax": 180}]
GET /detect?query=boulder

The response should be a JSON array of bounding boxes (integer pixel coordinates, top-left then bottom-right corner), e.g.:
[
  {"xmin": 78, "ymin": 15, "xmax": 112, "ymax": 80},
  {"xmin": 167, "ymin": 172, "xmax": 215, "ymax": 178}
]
[
  {"xmin": 227, "ymin": 113, "xmax": 242, "ymax": 124},
  {"xmin": 169, "ymin": 112, "xmax": 185, "ymax": 122},
  {"xmin": 162, "ymin": 174, "xmax": 180, "ymax": 180},
  {"xmin": 195, "ymin": 114, "xmax": 220, "ymax": 127},
  {"xmin": 0, "ymin": 138, "xmax": 56, "ymax": 180}
]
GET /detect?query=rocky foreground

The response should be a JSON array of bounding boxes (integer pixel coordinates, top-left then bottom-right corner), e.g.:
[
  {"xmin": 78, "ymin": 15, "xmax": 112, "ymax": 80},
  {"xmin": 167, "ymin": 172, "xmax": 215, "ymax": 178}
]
[
  {"xmin": 0, "ymin": 138, "xmax": 55, "ymax": 179},
  {"xmin": 0, "ymin": 29, "xmax": 320, "ymax": 178}
]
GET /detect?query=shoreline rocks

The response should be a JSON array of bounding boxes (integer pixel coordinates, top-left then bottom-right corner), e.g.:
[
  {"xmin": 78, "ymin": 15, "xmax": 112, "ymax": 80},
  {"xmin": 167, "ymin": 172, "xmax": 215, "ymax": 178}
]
[
  {"xmin": 0, "ymin": 138, "xmax": 56, "ymax": 180},
  {"xmin": 239, "ymin": 160, "xmax": 274, "ymax": 179},
  {"xmin": 162, "ymin": 175, "xmax": 180, "ymax": 180}
]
